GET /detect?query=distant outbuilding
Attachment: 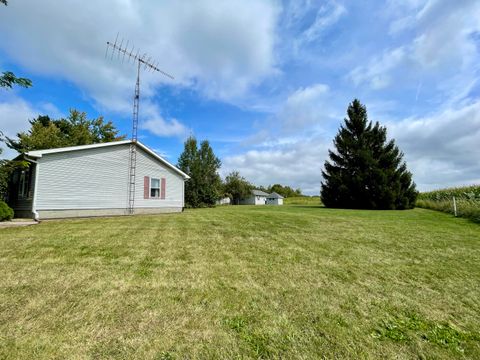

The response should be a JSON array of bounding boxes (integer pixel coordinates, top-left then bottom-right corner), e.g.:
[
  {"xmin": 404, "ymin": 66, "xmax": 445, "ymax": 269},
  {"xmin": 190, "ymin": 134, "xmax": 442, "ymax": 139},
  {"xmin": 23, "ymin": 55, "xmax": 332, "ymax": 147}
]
[
  {"xmin": 239, "ymin": 189, "xmax": 283, "ymax": 205},
  {"xmin": 267, "ymin": 192, "xmax": 284, "ymax": 205}
]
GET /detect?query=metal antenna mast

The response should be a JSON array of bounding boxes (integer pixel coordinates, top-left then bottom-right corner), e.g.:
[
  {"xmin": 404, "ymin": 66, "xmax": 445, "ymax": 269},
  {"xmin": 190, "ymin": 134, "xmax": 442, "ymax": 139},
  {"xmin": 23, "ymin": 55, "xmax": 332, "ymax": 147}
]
[{"xmin": 106, "ymin": 34, "xmax": 174, "ymax": 214}]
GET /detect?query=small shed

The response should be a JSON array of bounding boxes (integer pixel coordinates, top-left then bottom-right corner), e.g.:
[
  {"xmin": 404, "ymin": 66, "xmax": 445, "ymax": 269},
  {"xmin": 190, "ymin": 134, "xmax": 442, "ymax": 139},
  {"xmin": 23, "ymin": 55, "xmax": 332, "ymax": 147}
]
[
  {"xmin": 267, "ymin": 192, "xmax": 284, "ymax": 205},
  {"xmin": 239, "ymin": 189, "xmax": 269, "ymax": 205}
]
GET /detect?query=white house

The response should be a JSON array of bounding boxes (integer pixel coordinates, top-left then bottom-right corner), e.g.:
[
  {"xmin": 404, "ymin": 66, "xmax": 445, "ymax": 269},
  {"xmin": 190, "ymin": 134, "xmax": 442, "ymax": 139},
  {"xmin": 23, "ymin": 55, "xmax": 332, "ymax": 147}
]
[
  {"xmin": 8, "ymin": 140, "xmax": 189, "ymax": 220},
  {"xmin": 266, "ymin": 192, "xmax": 284, "ymax": 205}
]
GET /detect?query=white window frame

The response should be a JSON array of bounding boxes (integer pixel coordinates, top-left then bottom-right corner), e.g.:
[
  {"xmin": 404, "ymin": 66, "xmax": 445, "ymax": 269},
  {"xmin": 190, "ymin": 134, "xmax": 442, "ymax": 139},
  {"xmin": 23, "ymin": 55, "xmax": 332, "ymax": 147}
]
[{"xmin": 150, "ymin": 178, "xmax": 160, "ymax": 199}]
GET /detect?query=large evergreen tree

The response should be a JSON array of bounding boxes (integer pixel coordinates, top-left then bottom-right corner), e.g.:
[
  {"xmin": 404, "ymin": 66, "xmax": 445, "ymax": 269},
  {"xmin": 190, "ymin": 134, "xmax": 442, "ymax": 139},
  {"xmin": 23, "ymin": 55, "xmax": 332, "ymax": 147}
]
[
  {"xmin": 177, "ymin": 136, "xmax": 199, "ymax": 207},
  {"xmin": 321, "ymin": 99, "xmax": 417, "ymax": 209},
  {"xmin": 177, "ymin": 136, "xmax": 221, "ymax": 207},
  {"xmin": 197, "ymin": 140, "xmax": 222, "ymax": 205}
]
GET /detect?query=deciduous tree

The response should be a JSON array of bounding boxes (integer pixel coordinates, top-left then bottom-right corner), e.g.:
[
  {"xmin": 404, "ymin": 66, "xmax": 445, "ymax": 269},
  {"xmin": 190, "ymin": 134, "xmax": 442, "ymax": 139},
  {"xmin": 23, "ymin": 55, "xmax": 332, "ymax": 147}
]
[
  {"xmin": 6, "ymin": 110, "xmax": 125, "ymax": 153},
  {"xmin": 223, "ymin": 171, "xmax": 253, "ymax": 205}
]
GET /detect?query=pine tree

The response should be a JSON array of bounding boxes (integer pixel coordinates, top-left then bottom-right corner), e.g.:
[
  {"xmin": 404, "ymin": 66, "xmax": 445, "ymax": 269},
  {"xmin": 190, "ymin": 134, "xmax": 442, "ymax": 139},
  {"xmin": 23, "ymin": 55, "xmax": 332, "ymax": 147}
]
[
  {"xmin": 197, "ymin": 140, "xmax": 222, "ymax": 205},
  {"xmin": 320, "ymin": 99, "xmax": 417, "ymax": 209},
  {"xmin": 178, "ymin": 137, "xmax": 200, "ymax": 207}
]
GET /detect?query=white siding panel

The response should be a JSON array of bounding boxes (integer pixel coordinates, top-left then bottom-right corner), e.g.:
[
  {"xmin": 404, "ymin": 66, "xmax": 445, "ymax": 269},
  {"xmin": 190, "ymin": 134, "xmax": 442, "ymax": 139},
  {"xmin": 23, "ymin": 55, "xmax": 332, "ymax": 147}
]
[
  {"xmin": 239, "ymin": 196, "xmax": 254, "ymax": 205},
  {"xmin": 255, "ymin": 196, "xmax": 266, "ymax": 205},
  {"xmin": 134, "ymin": 149, "xmax": 183, "ymax": 208},
  {"xmin": 35, "ymin": 144, "xmax": 185, "ymax": 210},
  {"xmin": 36, "ymin": 145, "xmax": 130, "ymax": 210}
]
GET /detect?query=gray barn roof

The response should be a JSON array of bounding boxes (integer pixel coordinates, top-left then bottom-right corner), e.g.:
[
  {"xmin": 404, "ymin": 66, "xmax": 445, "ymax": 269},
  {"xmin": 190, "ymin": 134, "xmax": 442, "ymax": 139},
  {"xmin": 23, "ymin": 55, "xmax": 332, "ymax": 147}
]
[
  {"xmin": 268, "ymin": 192, "xmax": 284, "ymax": 199},
  {"xmin": 252, "ymin": 189, "xmax": 270, "ymax": 196}
]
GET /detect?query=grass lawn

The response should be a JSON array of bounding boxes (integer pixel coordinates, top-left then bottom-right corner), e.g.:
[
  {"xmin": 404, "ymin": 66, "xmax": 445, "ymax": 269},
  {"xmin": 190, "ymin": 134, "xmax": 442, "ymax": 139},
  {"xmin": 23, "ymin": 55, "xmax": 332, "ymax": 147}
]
[
  {"xmin": 283, "ymin": 196, "xmax": 321, "ymax": 205},
  {"xmin": 1, "ymin": 206, "xmax": 479, "ymax": 359}
]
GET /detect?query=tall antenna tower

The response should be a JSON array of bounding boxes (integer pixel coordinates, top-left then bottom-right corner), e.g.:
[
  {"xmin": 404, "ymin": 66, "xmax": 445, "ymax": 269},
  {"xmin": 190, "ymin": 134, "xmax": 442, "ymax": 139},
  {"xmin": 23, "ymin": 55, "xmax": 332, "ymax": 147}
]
[{"xmin": 106, "ymin": 34, "xmax": 174, "ymax": 214}]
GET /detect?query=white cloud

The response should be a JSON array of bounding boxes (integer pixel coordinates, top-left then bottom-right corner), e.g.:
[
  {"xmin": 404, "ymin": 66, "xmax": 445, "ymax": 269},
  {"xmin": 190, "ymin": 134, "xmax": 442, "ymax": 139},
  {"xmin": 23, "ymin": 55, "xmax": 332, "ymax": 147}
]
[
  {"xmin": 349, "ymin": 47, "xmax": 408, "ymax": 89},
  {"xmin": 138, "ymin": 101, "xmax": 188, "ymax": 138},
  {"xmin": 388, "ymin": 100, "xmax": 480, "ymax": 190},
  {"xmin": 0, "ymin": 96, "xmax": 38, "ymax": 158},
  {"xmin": 222, "ymin": 134, "xmax": 330, "ymax": 195},
  {"xmin": 0, "ymin": 0, "xmax": 280, "ymax": 112},
  {"xmin": 351, "ymin": 0, "xmax": 480, "ymax": 95},
  {"xmin": 279, "ymin": 83, "xmax": 332, "ymax": 130},
  {"xmin": 301, "ymin": 1, "xmax": 346, "ymax": 43},
  {"xmin": 141, "ymin": 117, "xmax": 187, "ymax": 138}
]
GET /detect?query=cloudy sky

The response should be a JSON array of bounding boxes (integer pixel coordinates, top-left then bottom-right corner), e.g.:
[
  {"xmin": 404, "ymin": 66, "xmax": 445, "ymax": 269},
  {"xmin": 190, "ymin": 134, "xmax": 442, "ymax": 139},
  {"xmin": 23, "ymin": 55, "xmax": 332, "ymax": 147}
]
[{"xmin": 1, "ymin": 0, "xmax": 479, "ymax": 194}]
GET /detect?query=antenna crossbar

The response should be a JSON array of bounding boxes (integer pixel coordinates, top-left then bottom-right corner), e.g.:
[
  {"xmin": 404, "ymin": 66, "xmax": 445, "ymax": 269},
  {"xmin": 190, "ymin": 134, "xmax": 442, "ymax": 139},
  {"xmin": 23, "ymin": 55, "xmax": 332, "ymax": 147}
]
[{"xmin": 106, "ymin": 41, "xmax": 174, "ymax": 79}]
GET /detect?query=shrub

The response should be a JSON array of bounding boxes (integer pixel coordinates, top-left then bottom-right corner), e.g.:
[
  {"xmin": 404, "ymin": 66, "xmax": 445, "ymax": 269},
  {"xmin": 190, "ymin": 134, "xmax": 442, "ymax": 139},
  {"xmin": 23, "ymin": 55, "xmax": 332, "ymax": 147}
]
[{"xmin": 0, "ymin": 200, "xmax": 14, "ymax": 221}]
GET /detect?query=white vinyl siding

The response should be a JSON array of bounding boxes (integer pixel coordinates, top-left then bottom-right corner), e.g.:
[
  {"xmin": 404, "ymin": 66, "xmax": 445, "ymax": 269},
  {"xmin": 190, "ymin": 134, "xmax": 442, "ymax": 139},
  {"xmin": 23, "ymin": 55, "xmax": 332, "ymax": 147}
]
[
  {"xmin": 35, "ymin": 144, "xmax": 184, "ymax": 210},
  {"xmin": 239, "ymin": 195, "xmax": 267, "ymax": 205},
  {"xmin": 134, "ymin": 149, "xmax": 183, "ymax": 208},
  {"xmin": 266, "ymin": 198, "xmax": 283, "ymax": 205}
]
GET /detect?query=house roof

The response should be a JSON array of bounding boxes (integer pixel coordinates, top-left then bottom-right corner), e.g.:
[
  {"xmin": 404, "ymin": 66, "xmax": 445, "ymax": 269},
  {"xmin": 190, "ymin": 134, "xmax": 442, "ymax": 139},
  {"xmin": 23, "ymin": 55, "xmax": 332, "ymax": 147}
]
[
  {"xmin": 268, "ymin": 192, "xmax": 284, "ymax": 199},
  {"xmin": 25, "ymin": 140, "xmax": 190, "ymax": 179},
  {"xmin": 252, "ymin": 189, "xmax": 270, "ymax": 196}
]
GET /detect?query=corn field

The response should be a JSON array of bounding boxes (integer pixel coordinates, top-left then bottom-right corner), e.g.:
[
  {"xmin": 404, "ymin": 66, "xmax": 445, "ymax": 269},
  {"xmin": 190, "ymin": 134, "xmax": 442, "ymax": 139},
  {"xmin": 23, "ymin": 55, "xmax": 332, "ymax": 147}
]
[{"xmin": 416, "ymin": 185, "xmax": 480, "ymax": 223}]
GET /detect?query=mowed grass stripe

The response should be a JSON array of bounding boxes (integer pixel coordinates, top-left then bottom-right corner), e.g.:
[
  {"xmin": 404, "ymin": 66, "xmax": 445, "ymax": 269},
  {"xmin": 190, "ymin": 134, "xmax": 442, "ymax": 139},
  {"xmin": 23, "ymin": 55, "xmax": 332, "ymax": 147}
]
[{"xmin": 0, "ymin": 206, "xmax": 479, "ymax": 359}]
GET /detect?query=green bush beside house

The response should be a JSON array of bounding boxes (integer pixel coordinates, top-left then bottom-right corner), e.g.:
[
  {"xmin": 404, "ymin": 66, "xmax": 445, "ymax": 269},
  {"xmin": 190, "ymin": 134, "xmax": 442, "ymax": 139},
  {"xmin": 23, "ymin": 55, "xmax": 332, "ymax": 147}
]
[{"xmin": 0, "ymin": 200, "xmax": 14, "ymax": 221}]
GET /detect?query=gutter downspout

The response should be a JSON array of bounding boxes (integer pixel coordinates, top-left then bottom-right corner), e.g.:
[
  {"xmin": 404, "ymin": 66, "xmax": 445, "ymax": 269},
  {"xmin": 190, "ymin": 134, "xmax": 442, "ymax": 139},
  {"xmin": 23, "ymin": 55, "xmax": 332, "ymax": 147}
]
[
  {"xmin": 27, "ymin": 157, "xmax": 40, "ymax": 221},
  {"xmin": 182, "ymin": 177, "xmax": 186, "ymax": 211}
]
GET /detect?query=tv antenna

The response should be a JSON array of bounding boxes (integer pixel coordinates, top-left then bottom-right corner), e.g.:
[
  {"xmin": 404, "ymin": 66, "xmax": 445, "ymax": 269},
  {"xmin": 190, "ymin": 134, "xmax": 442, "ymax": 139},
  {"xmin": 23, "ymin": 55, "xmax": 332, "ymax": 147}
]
[{"xmin": 106, "ymin": 34, "xmax": 174, "ymax": 214}]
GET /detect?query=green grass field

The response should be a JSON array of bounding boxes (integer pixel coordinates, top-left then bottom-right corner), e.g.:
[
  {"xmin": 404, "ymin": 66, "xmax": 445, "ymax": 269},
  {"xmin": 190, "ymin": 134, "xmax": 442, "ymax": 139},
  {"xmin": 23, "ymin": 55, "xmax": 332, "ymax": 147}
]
[
  {"xmin": 283, "ymin": 196, "xmax": 321, "ymax": 205},
  {"xmin": 1, "ymin": 205, "xmax": 479, "ymax": 359}
]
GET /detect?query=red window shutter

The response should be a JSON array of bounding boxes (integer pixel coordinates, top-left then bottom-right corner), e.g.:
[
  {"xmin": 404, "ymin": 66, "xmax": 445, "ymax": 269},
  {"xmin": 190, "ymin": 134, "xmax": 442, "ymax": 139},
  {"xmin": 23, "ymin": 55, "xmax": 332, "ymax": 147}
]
[
  {"xmin": 161, "ymin": 178, "xmax": 166, "ymax": 199},
  {"xmin": 144, "ymin": 176, "xmax": 150, "ymax": 199}
]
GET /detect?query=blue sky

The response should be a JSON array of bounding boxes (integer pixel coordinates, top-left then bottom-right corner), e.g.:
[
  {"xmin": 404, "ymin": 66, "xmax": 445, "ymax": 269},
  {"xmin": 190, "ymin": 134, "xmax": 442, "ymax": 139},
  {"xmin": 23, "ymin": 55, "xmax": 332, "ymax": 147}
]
[{"xmin": 1, "ymin": 0, "xmax": 479, "ymax": 194}]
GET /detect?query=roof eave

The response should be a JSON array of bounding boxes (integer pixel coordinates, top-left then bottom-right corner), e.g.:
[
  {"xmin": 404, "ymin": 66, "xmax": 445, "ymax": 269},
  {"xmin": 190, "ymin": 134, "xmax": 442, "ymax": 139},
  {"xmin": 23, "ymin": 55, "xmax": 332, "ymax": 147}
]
[{"xmin": 24, "ymin": 140, "xmax": 190, "ymax": 180}]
